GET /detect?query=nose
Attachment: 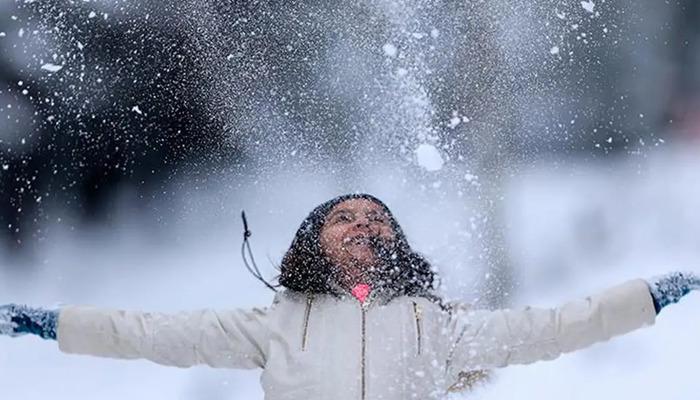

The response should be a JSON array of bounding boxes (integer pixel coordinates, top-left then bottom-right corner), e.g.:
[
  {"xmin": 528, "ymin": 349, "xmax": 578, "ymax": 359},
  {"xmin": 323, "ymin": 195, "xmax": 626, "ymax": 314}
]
[{"xmin": 353, "ymin": 216, "xmax": 378, "ymax": 235}]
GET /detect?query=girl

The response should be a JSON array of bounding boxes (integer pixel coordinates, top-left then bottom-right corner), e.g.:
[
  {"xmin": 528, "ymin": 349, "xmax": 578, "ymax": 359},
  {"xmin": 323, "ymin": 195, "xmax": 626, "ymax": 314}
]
[{"xmin": 1, "ymin": 193, "xmax": 697, "ymax": 399}]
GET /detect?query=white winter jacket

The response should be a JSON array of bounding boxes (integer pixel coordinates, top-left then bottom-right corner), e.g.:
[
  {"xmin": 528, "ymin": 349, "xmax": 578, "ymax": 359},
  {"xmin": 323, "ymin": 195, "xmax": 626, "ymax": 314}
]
[{"xmin": 57, "ymin": 279, "xmax": 656, "ymax": 400}]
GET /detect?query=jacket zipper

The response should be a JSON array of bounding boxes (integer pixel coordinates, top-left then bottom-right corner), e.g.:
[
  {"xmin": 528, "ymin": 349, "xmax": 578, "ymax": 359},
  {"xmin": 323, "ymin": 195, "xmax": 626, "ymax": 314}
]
[
  {"xmin": 412, "ymin": 301, "xmax": 423, "ymax": 355},
  {"xmin": 301, "ymin": 294, "xmax": 314, "ymax": 351},
  {"xmin": 361, "ymin": 302, "xmax": 368, "ymax": 400}
]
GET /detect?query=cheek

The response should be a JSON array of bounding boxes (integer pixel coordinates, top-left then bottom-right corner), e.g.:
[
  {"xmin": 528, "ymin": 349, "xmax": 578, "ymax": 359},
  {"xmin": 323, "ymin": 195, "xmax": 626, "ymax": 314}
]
[
  {"xmin": 320, "ymin": 227, "xmax": 345, "ymax": 256},
  {"xmin": 379, "ymin": 225, "xmax": 395, "ymax": 240}
]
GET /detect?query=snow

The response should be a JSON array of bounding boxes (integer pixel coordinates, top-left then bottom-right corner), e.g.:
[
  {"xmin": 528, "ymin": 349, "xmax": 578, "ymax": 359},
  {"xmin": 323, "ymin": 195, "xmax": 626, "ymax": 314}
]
[
  {"xmin": 1, "ymin": 0, "xmax": 698, "ymax": 398},
  {"xmin": 464, "ymin": 173, "xmax": 478, "ymax": 183},
  {"xmin": 382, "ymin": 43, "xmax": 398, "ymax": 57},
  {"xmin": 581, "ymin": 1, "xmax": 595, "ymax": 13},
  {"xmin": 0, "ymin": 146, "xmax": 698, "ymax": 399},
  {"xmin": 414, "ymin": 143, "xmax": 444, "ymax": 171},
  {"xmin": 448, "ymin": 116, "xmax": 461, "ymax": 128},
  {"xmin": 40, "ymin": 63, "xmax": 63, "ymax": 72}
]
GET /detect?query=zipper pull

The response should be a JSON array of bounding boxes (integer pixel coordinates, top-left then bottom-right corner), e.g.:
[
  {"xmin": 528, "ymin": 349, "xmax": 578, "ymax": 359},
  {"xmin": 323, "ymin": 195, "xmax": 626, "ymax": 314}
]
[
  {"xmin": 414, "ymin": 303, "xmax": 423, "ymax": 318},
  {"xmin": 413, "ymin": 301, "xmax": 423, "ymax": 355},
  {"xmin": 351, "ymin": 283, "xmax": 371, "ymax": 305}
]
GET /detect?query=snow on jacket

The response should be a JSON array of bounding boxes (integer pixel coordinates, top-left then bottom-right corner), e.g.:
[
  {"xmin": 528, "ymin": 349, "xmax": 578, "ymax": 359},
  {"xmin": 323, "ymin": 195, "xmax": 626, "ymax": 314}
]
[{"xmin": 57, "ymin": 279, "xmax": 656, "ymax": 400}]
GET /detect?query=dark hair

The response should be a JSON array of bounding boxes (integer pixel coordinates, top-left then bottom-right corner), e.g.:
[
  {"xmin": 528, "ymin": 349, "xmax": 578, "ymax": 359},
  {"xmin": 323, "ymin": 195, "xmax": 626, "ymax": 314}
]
[{"xmin": 278, "ymin": 193, "xmax": 438, "ymax": 299}]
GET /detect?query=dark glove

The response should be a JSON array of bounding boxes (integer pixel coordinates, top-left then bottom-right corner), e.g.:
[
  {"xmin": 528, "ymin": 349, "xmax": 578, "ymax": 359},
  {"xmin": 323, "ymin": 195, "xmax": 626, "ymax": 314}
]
[
  {"xmin": 647, "ymin": 272, "xmax": 700, "ymax": 314},
  {"xmin": 0, "ymin": 304, "xmax": 58, "ymax": 340}
]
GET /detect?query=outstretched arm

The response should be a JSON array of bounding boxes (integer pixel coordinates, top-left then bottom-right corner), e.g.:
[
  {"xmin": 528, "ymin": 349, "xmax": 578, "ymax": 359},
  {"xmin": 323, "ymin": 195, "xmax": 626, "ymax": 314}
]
[
  {"xmin": 445, "ymin": 274, "xmax": 697, "ymax": 375},
  {"xmin": 1, "ymin": 304, "xmax": 270, "ymax": 369}
]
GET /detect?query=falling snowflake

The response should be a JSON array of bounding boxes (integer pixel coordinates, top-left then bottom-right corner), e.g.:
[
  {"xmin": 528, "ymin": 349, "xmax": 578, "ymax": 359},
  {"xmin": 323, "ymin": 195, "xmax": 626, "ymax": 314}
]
[
  {"xmin": 414, "ymin": 144, "xmax": 444, "ymax": 171},
  {"xmin": 40, "ymin": 63, "xmax": 63, "ymax": 72},
  {"xmin": 382, "ymin": 43, "xmax": 398, "ymax": 57},
  {"xmin": 581, "ymin": 1, "xmax": 595, "ymax": 13}
]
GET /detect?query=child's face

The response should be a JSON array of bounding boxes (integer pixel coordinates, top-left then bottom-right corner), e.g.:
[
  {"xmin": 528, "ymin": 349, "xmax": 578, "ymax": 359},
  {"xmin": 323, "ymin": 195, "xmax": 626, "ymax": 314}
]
[{"xmin": 319, "ymin": 198, "xmax": 396, "ymax": 283}]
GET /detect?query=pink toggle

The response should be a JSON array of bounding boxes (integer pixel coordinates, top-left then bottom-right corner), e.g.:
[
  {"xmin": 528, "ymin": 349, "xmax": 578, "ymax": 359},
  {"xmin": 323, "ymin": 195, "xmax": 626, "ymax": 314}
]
[{"xmin": 351, "ymin": 283, "xmax": 371, "ymax": 303}]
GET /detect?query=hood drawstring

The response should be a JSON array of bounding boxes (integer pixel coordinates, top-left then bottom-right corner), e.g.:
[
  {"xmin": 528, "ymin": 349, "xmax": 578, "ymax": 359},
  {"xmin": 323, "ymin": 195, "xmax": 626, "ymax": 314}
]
[{"xmin": 241, "ymin": 210, "xmax": 277, "ymax": 292}]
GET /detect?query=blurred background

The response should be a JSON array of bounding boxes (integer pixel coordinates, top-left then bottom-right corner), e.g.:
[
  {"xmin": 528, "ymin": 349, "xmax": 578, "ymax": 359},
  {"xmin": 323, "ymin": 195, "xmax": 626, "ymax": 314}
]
[{"xmin": 0, "ymin": 0, "xmax": 698, "ymax": 398}]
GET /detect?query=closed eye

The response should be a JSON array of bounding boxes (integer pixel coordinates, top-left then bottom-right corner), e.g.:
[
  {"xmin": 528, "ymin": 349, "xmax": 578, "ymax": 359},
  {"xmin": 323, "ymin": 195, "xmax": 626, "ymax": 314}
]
[
  {"xmin": 367, "ymin": 212, "xmax": 388, "ymax": 223},
  {"xmin": 330, "ymin": 211, "xmax": 353, "ymax": 224}
]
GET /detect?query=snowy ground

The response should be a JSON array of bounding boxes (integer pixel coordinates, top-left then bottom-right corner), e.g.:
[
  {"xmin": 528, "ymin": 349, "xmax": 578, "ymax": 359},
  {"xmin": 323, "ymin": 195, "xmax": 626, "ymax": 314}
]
[{"xmin": 0, "ymin": 144, "xmax": 698, "ymax": 399}]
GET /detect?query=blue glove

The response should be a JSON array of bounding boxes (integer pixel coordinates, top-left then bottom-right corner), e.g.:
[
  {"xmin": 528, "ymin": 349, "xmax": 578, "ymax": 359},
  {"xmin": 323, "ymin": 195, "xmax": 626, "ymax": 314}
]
[
  {"xmin": 647, "ymin": 272, "xmax": 700, "ymax": 314},
  {"xmin": 0, "ymin": 304, "xmax": 58, "ymax": 340}
]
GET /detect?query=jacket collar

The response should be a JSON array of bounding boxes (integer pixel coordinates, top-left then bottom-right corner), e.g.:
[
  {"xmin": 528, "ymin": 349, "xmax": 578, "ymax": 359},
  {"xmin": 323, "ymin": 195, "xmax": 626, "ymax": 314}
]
[{"xmin": 326, "ymin": 280, "xmax": 401, "ymax": 306}]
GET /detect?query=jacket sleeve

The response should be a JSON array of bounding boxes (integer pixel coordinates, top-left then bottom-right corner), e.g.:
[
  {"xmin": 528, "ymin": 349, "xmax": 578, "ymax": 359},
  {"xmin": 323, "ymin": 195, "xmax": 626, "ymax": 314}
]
[
  {"xmin": 444, "ymin": 279, "xmax": 656, "ymax": 374},
  {"xmin": 57, "ymin": 306, "xmax": 270, "ymax": 369}
]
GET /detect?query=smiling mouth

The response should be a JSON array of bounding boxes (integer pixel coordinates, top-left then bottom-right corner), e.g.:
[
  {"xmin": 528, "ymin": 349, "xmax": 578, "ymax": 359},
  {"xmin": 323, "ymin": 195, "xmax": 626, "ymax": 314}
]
[{"xmin": 342, "ymin": 235, "xmax": 374, "ymax": 246}]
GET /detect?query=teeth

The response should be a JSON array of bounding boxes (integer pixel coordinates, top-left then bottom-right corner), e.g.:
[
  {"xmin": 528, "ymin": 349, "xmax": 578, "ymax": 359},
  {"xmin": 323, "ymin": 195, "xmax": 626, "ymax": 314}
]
[{"xmin": 344, "ymin": 236, "xmax": 371, "ymax": 245}]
